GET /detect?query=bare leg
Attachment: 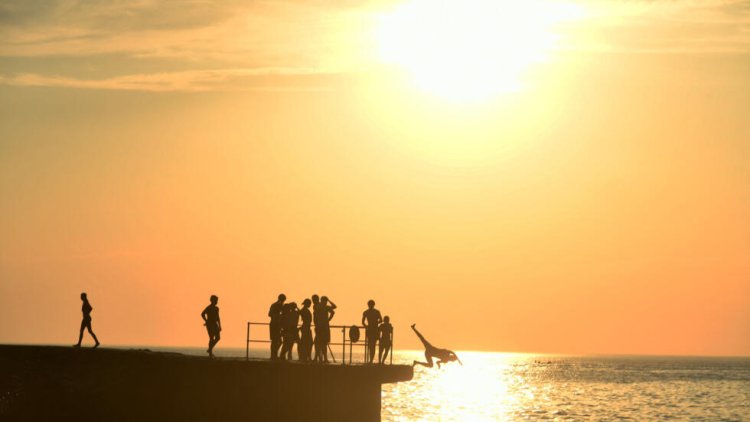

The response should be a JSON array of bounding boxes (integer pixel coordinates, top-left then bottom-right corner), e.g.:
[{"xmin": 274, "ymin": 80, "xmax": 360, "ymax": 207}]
[
  {"xmin": 411, "ymin": 324, "xmax": 435, "ymax": 350},
  {"xmin": 313, "ymin": 331, "xmax": 321, "ymax": 362},
  {"xmin": 280, "ymin": 342, "xmax": 287, "ymax": 360},
  {"xmin": 367, "ymin": 334, "xmax": 378, "ymax": 364},
  {"xmin": 379, "ymin": 343, "xmax": 391, "ymax": 364},
  {"xmin": 74, "ymin": 320, "xmax": 85, "ymax": 346},
  {"xmin": 86, "ymin": 321, "xmax": 99, "ymax": 349},
  {"xmin": 413, "ymin": 352, "xmax": 435, "ymax": 368},
  {"xmin": 87, "ymin": 325, "xmax": 100, "ymax": 348},
  {"xmin": 212, "ymin": 333, "xmax": 220, "ymax": 356}
]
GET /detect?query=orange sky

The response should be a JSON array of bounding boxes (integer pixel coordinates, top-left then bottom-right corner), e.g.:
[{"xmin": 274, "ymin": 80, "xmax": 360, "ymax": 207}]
[{"xmin": 0, "ymin": 0, "xmax": 748, "ymax": 355}]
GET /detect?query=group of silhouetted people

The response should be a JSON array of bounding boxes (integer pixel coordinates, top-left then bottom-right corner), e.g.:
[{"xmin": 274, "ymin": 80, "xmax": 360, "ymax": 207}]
[
  {"xmin": 269, "ymin": 293, "xmax": 331, "ymax": 362},
  {"xmin": 73, "ymin": 292, "xmax": 460, "ymax": 369},
  {"xmin": 268, "ymin": 294, "xmax": 393, "ymax": 364},
  {"xmin": 269, "ymin": 293, "xmax": 338, "ymax": 363}
]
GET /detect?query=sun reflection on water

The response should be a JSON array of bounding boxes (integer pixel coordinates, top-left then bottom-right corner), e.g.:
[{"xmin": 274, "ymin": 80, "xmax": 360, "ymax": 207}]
[
  {"xmin": 383, "ymin": 352, "xmax": 750, "ymax": 421},
  {"xmin": 387, "ymin": 351, "xmax": 532, "ymax": 421}
]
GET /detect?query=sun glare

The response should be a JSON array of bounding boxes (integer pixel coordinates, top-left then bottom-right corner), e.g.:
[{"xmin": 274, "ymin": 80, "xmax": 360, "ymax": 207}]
[{"xmin": 376, "ymin": 0, "xmax": 585, "ymax": 102}]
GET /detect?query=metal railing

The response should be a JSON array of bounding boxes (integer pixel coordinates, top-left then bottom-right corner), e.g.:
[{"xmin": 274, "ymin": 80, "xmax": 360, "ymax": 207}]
[{"xmin": 246, "ymin": 322, "xmax": 393, "ymax": 365}]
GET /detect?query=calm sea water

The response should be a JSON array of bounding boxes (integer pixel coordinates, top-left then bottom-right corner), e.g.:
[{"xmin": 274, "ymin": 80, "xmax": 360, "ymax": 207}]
[{"xmin": 139, "ymin": 346, "xmax": 750, "ymax": 421}]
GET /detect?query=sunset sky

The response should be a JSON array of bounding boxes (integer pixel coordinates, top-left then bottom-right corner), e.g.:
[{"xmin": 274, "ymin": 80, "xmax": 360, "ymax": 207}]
[{"xmin": 1, "ymin": 0, "xmax": 748, "ymax": 356}]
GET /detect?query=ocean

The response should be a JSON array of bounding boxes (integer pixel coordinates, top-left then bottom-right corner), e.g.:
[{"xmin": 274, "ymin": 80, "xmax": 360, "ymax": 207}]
[{"xmin": 139, "ymin": 346, "xmax": 750, "ymax": 421}]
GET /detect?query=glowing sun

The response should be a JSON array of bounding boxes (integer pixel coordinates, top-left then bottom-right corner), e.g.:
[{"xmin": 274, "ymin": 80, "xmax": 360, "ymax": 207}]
[{"xmin": 376, "ymin": 0, "xmax": 584, "ymax": 102}]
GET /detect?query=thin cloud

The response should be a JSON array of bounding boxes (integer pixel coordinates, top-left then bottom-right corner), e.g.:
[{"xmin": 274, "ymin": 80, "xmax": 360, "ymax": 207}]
[
  {"xmin": 0, "ymin": 68, "xmax": 347, "ymax": 92},
  {"xmin": 573, "ymin": 0, "xmax": 750, "ymax": 53},
  {"xmin": 0, "ymin": 0, "xmax": 378, "ymax": 92}
]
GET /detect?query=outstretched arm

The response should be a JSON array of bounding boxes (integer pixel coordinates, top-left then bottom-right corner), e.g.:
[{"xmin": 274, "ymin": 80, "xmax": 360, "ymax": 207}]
[{"xmin": 328, "ymin": 299, "xmax": 337, "ymax": 310}]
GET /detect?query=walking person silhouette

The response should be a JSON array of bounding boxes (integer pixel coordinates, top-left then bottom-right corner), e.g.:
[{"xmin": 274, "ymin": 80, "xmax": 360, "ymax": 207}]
[
  {"xmin": 268, "ymin": 294, "xmax": 286, "ymax": 360},
  {"xmin": 411, "ymin": 324, "xmax": 462, "ymax": 368},
  {"xmin": 361, "ymin": 300, "xmax": 382, "ymax": 364},
  {"xmin": 201, "ymin": 295, "xmax": 221, "ymax": 358},
  {"xmin": 73, "ymin": 292, "xmax": 100, "ymax": 348}
]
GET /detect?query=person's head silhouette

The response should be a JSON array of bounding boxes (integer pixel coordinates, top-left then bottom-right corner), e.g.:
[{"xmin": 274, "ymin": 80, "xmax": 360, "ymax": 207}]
[
  {"xmin": 312, "ymin": 294, "xmax": 319, "ymax": 304},
  {"xmin": 80, "ymin": 292, "xmax": 87, "ymax": 301},
  {"xmin": 210, "ymin": 295, "xmax": 218, "ymax": 305},
  {"xmin": 321, "ymin": 296, "xmax": 328, "ymax": 305},
  {"xmin": 302, "ymin": 298, "xmax": 311, "ymax": 308},
  {"xmin": 277, "ymin": 293, "xmax": 286, "ymax": 304},
  {"xmin": 383, "ymin": 316, "xmax": 390, "ymax": 324},
  {"xmin": 367, "ymin": 299, "xmax": 375, "ymax": 309}
]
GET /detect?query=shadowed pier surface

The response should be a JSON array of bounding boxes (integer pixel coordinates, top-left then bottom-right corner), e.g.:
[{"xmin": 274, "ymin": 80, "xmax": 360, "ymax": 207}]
[{"xmin": 0, "ymin": 345, "xmax": 413, "ymax": 421}]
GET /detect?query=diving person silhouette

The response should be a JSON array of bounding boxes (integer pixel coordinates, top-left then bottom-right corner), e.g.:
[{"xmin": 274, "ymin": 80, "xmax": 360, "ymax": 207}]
[{"xmin": 411, "ymin": 324, "xmax": 462, "ymax": 368}]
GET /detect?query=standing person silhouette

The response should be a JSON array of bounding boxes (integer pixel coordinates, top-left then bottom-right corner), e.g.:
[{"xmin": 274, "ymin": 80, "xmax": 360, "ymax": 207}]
[
  {"xmin": 314, "ymin": 296, "xmax": 336, "ymax": 363},
  {"xmin": 378, "ymin": 316, "xmax": 393, "ymax": 364},
  {"xmin": 311, "ymin": 295, "xmax": 322, "ymax": 362},
  {"xmin": 411, "ymin": 324, "xmax": 462, "ymax": 368},
  {"xmin": 280, "ymin": 302, "xmax": 299, "ymax": 361},
  {"xmin": 268, "ymin": 294, "xmax": 286, "ymax": 360},
  {"xmin": 361, "ymin": 300, "xmax": 382, "ymax": 364},
  {"xmin": 73, "ymin": 292, "xmax": 100, "ymax": 348},
  {"xmin": 200, "ymin": 295, "xmax": 221, "ymax": 358},
  {"xmin": 298, "ymin": 298, "xmax": 313, "ymax": 361}
]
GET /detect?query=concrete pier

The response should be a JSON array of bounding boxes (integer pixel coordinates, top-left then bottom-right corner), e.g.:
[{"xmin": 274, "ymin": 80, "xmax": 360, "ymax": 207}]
[{"xmin": 0, "ymin": 345, "xmax": 413, "ymax": 421}]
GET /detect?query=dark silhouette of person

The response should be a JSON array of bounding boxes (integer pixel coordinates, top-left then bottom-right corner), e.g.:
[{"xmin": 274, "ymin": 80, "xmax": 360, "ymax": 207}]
[
  {"xmin": 411, "ymin": 324, "xmax": 462, "ymax": 368},
  {"xmin": 311, "ymin": 294, "xmax": 321, "ymax": 362},
  {"xmin": 268, "ymin": 294, "xmax": 286, "ymax": 360},
  {"xmin": 298, "ymin": 298, "xmax": 313, "ymax": 361},
  {"xmin": 314, "ymin": 295, "xmax": 336, "ymax": 363},
  {"xmin": 73, "ymin": 292, "xmax": 100, "ymax": 348},
  {"xmin": 378, "ymin": 316, "xmax": 393, "ymax": 364},
  {"xmin": 201, "ymin": 295, "xmax": 221, "ymax": 358},
  {"xmin": 361, "ymin": 299, "xmax": 382, "ymax": 364},
  {"xmin": 280, "ymin": 302, "xmax": 299, "ymax": 361}
]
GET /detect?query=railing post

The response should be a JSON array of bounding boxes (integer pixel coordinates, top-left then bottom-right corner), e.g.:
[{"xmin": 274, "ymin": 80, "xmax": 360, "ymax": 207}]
[
  {"xmin": 390, "ymin": 326, "xmax": 393, "ymax": 365},
  {"xmin": 341, "ymin": 327, "xmax": 346, "ymax": 366},
  {"xmin": 246, "ymin": 322, "xmax": 250, "ymax": 361}
]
